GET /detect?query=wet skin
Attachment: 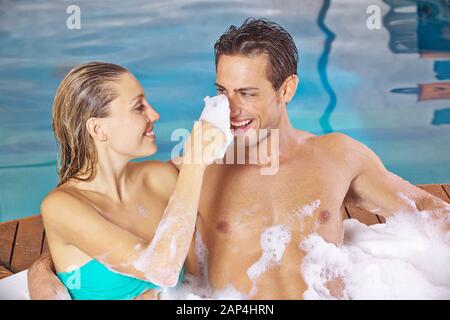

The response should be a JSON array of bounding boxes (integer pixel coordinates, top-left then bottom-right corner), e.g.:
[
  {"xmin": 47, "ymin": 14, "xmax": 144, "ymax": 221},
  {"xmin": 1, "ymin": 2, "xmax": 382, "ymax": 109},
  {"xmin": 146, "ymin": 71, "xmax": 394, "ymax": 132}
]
[
  {"xmin": 180, "ymin": 54, "xmax": 446, "ymax": 299},
  {"xmin": 186, "ymin": 132, "xmax": 352, "ymax": 299},
  {"xmin": 30, "ymin": 56, "xmax": 448, "ymax": 300}
]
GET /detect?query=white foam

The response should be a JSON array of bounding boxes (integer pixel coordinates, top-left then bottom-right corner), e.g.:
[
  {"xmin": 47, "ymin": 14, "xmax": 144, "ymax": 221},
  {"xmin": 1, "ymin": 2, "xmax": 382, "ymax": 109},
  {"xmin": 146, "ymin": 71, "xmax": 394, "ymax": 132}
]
[
  {"xmin": 170, "ymin": 237, "xmax": 177, "ymax": 260},
  {"xmin": 131, "ymin": 195, "xmax": 197, "ymax": 287},
  {"xmin": 246, "ymin": 224, "xmax": 292, "ymax": 297},
  {"xmin": 137, "ymin": 205, "xmax": 150, "ymax": 217},
  {"xmin": 289, "ymin": 199, "xmax": 321, "ymax": 232},
  {"xmin": 131, "ymin": 213, "xmax": 185, "ymax": 286},
  {"xmin": 159, "ymin": 273, "xmax": 246, "ymax": 300},
  {"xmin": 199, "ymin": 95, "xmax": 234, "ymax": 158},
  {"xmin": 5, "ymin": 208, "xmax": 447, "ymax": 300},
  {"xmin": 301, "ymin": 212, "xmax": 450, "ymax": 300},
  {"xmin": 295, "ymin": 200, "xmax": 321, "ymax": 218},
  {"xmin": 194, "ymin": 229, "xmax": 209, "ymax": 287},
  {"xmin": 158, "ymin": 229, "xmax": 248, "ymax": 300}
]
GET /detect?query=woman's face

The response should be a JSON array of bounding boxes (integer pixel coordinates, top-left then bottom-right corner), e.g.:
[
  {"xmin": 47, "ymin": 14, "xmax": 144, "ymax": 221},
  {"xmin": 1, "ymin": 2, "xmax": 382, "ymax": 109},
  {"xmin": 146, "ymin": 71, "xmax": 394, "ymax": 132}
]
[{"xmin": 101, "ymin": 72, "xmax": 160, "ymax": 159}]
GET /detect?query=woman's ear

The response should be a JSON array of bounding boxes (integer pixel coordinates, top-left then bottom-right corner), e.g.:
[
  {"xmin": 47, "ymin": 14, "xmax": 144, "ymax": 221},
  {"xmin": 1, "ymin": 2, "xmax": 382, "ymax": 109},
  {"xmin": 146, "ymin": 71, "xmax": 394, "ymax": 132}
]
[
  {"xmin": 86, "ymin": 117, "xmax": 107, "ymax": 142},
  {"xmin": 279, "ymin": 75, "xmax": 299, "ymax": 104}
]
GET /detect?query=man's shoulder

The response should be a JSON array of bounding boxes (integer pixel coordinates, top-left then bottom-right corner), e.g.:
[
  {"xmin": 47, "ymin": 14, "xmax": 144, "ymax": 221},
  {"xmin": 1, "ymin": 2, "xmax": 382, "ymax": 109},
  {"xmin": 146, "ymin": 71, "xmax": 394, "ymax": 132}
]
[
  {"xmin": 312, "ymin": 132, "xmax": 378, "ymax": 171},
  {"xmin": 309, "ymin": 132, "xmax": 359, "ymax": 149},
  {"xmin": 292, "ymin": 130, "xmax": 355, "ymax": 143},
  {"xmin": 300, "ymin": 131, "xmax": 369, "ymax": 164}
]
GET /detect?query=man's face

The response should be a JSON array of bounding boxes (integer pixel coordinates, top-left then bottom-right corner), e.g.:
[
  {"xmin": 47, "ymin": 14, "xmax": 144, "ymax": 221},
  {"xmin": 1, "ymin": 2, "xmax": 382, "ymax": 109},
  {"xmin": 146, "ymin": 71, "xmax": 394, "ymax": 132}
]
[{"xmin": 215, "ymin": 54, "xmax": 282, "ymax": 146}]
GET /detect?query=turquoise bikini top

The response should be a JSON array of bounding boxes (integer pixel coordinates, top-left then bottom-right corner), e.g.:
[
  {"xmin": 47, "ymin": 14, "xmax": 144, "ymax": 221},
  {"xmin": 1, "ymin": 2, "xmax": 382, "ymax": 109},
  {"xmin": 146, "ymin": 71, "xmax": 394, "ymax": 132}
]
[{"xmin": 57, "ymin": 259, "xmax": 184, "ymax": 300}]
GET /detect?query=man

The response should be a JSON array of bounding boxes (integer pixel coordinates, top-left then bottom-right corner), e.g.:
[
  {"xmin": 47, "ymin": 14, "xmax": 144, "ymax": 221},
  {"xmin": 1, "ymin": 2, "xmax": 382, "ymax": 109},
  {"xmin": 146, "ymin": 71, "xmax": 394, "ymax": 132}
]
[{"xmin": 29, "ymin": 18, "xmax": 449, "ymax": 299}]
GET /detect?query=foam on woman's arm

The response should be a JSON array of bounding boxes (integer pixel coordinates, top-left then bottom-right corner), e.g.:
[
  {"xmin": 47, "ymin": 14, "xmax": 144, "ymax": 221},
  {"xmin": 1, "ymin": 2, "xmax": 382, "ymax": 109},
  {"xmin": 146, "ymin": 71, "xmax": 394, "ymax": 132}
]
[
  {"xmin": 129, "ymin": 164, "xmax": 206, "ymax": 287},
  {"xmin": 131, "ymin": 194, "xmax": 197, "ymax": 287}
]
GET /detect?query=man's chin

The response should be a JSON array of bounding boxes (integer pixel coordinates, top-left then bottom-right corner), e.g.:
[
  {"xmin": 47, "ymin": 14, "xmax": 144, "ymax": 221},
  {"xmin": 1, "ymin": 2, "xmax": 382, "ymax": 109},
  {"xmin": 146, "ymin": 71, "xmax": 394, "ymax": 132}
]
[{"xmin": 233, "ymin": 128, "xmax": 269, "ymax": 147}]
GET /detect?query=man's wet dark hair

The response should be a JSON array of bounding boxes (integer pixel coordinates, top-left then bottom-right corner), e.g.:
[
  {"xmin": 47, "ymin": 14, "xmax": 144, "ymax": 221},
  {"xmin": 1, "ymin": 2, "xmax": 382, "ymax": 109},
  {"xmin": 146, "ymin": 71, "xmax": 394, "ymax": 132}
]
[{"xmin": 214, "ymin": 18, "xmax": 298, "ymax": 91}]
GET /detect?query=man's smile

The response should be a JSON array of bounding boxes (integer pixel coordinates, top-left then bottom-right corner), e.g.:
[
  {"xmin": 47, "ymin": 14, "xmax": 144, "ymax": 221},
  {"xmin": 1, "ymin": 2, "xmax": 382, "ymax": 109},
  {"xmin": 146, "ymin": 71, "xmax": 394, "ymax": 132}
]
[{"xmin": 230, "ymin": 118, "xmax": 254, "ymax": 134}]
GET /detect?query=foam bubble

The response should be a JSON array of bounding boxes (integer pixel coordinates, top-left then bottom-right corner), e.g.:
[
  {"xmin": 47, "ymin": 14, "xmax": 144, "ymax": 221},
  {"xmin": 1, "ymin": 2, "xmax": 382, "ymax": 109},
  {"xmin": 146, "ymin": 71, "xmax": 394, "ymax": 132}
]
[
  {"xmin": 137, "ymin": 205, "xmax": 150, "ymax": 217},
  {"xmin": 247, "ymin": 224, "xmax": 292, "ymax": 297},
  {"xmin": 301, "ymin": 212, "xmax": 450, "ymax": 299},
  {"xmin": 199, "ymin": 95, "xmax": 233, "ymax": 158},
  {"xmin": 194, "ymin": 230, "xmax": 209, "ymax": 286},
  {"xmin": 159, "ymin": 273, "xmax": 246, "ymax": 300},
  {"xmin": 295, "ymin": 200, "xmax": 321, "ymax": 218}
]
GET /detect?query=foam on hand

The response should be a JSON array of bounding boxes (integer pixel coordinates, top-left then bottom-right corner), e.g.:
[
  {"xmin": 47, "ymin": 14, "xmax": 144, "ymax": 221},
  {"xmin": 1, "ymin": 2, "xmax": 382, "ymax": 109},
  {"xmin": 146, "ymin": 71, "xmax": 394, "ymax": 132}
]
[{"xmin": 199, "ymin": 95, "xmax": 234, "ymax": 158}]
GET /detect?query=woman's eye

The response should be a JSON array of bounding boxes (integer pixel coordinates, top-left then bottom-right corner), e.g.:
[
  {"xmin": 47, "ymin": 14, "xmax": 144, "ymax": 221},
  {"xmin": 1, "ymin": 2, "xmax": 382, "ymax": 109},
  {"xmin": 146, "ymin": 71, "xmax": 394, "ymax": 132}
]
[
  {"xmin": 135, "ymin": 104, "xmax": 145, "ymax": 111},
  {"xmin": 217, "ymin": 88, "xmax": 224, "ymax": 94}
]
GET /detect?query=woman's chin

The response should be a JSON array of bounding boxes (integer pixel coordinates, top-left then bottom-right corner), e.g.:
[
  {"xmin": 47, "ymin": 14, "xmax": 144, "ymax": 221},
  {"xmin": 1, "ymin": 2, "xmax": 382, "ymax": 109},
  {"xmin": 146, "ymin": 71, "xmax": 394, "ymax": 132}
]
[
  {"xmin": 131, "ymin": 144, "xmax": 157, "ymax": 159},
  {"xmin": 144, "ymin": 144, "xmax": 158, "ymax": 157},
  {"xmin": 146, "ymin": 143, "xmax": 158, "ymax": 157}
]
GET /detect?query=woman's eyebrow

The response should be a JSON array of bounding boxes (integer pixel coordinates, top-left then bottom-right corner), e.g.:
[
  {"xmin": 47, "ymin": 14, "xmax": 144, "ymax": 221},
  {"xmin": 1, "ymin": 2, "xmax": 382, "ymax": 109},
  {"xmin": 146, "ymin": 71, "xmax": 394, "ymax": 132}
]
[{"xmin": 130, "ymin": 93, "xmax": 144, "ymax": 104}]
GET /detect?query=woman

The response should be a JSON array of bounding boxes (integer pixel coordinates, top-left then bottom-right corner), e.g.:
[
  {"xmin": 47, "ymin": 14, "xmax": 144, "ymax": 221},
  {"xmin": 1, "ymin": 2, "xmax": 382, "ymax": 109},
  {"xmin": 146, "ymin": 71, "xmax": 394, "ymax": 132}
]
[{"xmin": 36, "ymin": 62, "xmax": 225, "ymax": 300}]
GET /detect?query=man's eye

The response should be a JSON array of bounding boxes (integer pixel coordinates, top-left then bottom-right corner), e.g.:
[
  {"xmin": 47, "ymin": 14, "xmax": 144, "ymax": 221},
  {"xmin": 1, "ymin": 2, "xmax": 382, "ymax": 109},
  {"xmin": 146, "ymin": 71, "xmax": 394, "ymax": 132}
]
[
  {"xmin": 216, "ymin": 88, "xmax": 225, "ymax": 94},
  {"xmin": 241, "ymin": 92, "xmax": 255, "ymax": 97}
]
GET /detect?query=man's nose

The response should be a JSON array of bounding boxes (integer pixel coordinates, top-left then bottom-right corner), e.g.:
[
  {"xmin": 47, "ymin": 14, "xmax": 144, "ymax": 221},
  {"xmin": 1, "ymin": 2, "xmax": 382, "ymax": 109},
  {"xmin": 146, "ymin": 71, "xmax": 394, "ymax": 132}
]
[
  {"xmin": 226, "ymin": 93, "xmax": 241, "ymax": 118},
  {"xmin": 146, "ymin": 104, "xmax": 160, "ymax": 122}
]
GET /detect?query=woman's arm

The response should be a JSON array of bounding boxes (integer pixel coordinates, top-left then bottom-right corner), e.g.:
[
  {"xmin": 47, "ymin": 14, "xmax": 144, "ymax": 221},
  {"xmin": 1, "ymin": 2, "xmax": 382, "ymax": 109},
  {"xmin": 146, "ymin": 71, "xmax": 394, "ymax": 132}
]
[{"xmin": 42, "ymin": 121, "xmax": 224, "ymax": 287}]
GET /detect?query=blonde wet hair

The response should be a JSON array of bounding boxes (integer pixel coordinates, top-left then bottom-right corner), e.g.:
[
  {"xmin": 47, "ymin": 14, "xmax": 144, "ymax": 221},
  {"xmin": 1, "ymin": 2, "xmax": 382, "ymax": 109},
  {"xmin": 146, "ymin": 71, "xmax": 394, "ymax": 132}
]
[{"xmin": 52, "ymin": 61, "xmax": 127, "ymax": 186}]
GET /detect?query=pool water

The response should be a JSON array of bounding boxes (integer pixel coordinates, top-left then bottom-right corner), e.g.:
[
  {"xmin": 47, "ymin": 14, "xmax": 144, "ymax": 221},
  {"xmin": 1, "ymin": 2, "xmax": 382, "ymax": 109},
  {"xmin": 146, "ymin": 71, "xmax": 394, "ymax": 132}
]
[{"xmin": 1, "ymin": 0, "xmax": 449, "ymax": 222}]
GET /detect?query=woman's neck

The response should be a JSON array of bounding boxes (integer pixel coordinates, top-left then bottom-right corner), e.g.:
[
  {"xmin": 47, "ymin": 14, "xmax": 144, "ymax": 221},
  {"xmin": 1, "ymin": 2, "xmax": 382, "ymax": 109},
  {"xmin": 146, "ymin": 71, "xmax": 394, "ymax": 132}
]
[{"xmin": 70, "ymin": 150, "xmax": 132, "ymax": 203}]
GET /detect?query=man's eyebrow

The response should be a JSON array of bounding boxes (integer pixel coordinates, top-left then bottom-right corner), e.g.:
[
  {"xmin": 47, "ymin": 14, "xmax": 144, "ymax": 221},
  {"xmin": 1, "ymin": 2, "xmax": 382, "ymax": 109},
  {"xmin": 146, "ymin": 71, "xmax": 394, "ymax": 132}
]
[
  {"xmin": 214, "ymin": 83, "xmax": 259, "ymax": 91},
  {"xmin": 236, "ymin": 87, "xmax": 259, "ymax": 92},
  {"xmin": 130, "ymin": 93, "xmax": 144, "ymax": 104}
]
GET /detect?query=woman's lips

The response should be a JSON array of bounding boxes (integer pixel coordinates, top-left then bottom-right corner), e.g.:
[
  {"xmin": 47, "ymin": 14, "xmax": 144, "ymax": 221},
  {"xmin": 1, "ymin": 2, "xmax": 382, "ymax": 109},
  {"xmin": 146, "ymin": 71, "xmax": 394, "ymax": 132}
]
[{"xmin": 144, "ymin": 127, "xmax": 155, "ymax": 139}]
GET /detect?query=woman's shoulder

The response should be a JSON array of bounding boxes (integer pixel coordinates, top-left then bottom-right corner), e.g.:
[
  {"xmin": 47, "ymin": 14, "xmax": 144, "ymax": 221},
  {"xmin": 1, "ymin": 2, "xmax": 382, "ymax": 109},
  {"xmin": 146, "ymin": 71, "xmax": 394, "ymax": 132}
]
[
  {"xmin": 40, "ymin": 186, "xmax": 99, "ymax": 225},
  {"xmin": 128, "ymin": 160, "xmax": 179, "ymax": 198}
]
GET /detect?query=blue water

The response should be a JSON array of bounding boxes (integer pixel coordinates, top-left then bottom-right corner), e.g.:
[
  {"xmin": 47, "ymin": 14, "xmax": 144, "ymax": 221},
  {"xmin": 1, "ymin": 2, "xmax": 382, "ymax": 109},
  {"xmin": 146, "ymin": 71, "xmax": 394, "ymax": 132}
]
[{"xmin": 1, "ymin": 0, "xmax": 449, "ymax": 222}]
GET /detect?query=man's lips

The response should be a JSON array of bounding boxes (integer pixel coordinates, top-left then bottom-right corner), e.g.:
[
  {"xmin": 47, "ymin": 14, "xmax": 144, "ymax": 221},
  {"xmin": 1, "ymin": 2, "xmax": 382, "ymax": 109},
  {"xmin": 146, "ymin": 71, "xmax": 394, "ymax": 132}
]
[{"xmin": 230, "ymin": 119, "xmax": 254, "ymax": 132}]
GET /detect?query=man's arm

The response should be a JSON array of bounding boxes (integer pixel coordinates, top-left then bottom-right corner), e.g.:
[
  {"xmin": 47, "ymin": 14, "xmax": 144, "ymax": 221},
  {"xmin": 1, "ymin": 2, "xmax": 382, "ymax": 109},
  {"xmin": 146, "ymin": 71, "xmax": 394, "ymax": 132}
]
[
  {"xmin": 341, "ymin": 134, "xmax": 450, "ymax": 226},
  {"xmin": 27, "ymin": 251, "xmax": 71, "ymax": 300}
]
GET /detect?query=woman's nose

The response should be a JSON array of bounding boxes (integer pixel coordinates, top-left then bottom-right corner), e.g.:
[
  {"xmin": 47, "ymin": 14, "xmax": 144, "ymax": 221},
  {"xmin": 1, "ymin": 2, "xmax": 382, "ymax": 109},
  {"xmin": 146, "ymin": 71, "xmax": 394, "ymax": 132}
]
[{"xmin": 146, "ymin": 104, "xmax": 160, "ymax": 122}]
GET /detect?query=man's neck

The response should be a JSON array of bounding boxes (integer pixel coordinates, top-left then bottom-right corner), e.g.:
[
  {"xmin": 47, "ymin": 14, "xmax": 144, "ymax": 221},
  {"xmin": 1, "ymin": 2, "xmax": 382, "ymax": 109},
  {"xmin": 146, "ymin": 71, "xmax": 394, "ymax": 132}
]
[{"xmin": 227, "ymin": 111, "xmax": 300, "ymax": 167}]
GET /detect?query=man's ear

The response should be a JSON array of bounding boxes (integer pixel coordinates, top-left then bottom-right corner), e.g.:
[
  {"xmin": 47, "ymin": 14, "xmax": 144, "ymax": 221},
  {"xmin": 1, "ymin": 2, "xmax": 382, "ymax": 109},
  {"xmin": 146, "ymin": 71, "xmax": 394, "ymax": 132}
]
[
  {"xmin": 86, "ymin": 117, "xmax": 107, "ymax": 142},
  {"xmin": 279, "ymin": 75, "xmax": 299, "ymax": 104}
]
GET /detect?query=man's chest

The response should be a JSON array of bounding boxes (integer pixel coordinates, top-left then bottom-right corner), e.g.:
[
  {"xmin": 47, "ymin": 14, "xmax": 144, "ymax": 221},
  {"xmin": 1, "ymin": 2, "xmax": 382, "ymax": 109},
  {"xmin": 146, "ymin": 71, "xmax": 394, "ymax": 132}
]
[{"xmin": 198, "ymin": 161, "xmax": 353, "ymax": 242}]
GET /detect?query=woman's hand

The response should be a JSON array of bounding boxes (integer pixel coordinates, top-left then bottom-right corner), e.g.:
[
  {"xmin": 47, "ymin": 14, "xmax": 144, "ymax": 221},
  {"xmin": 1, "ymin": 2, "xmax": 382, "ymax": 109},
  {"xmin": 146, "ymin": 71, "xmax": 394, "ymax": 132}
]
[{"xmin": 183, "ymin": 120, "xmax": 226, "ymax": 166}]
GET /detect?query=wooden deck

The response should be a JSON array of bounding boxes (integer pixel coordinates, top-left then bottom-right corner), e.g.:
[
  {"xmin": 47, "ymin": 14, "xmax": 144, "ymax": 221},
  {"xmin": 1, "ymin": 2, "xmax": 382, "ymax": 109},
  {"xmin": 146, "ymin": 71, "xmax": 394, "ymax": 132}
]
[{"xmin": 0, "ymin": 183, "xmax": 449, "ymax": 281}]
